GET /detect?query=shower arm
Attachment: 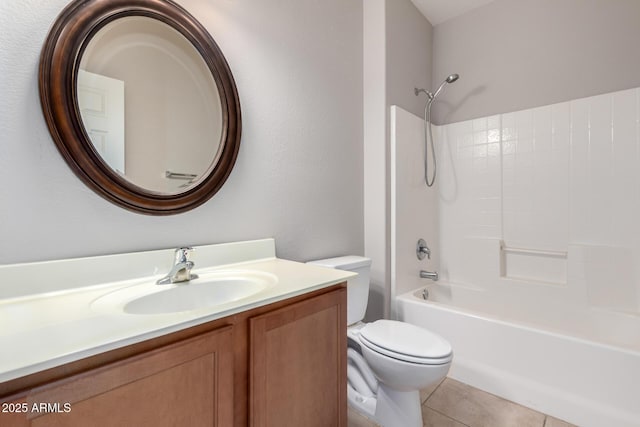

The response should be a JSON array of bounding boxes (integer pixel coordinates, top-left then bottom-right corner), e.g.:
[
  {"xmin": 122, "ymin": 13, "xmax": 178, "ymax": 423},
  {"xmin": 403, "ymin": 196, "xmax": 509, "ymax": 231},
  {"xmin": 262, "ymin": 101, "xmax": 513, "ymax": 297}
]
[{"xmin": 414, "ymin": 87, "xmax": 434, "ymax": 100}]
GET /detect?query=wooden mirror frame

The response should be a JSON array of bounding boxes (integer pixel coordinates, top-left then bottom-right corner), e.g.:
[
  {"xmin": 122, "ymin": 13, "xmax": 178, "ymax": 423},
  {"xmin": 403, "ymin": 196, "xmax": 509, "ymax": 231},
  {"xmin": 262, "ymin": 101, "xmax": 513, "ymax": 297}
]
[{"xmin": 39, "ymin": 0, "xmax": 241, "ymax": 215}]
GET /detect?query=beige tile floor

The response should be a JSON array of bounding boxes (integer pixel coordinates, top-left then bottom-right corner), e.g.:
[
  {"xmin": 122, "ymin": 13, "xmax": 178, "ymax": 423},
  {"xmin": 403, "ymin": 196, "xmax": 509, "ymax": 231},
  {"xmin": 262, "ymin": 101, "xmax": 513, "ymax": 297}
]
[{"xmin": 347, "ymin": 378, "xmax": 577, "ymax": 427}]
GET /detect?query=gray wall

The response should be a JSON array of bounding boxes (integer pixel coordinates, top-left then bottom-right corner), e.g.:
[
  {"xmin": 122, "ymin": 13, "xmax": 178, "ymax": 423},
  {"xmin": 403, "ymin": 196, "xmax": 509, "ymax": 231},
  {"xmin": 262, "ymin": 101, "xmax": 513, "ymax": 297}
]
[
  {"xmin": 363, "ymin": 0, "xmax": 388, "ymax": 320},
  {"xmin": 0, "ymin": 0, "xmax": 363, "ymax": 264},
  {"xmin": 431, "ymin": 0, "xmax": 640, "ymax": 124},
  {"xmin": 386, "ymin": 0, "xmax": 433, "ymax": 118}
]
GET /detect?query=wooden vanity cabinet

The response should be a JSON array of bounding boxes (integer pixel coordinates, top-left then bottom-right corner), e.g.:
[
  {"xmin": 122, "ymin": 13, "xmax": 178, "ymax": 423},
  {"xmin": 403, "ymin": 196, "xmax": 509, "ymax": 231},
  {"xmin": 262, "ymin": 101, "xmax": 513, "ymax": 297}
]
[
  {"xmin": 249, "ymin": 286, "xmax": 347, "ymax": 426},
  {"xmin": 0, "ymin": 284, "xmax": 346, "ymax": 427},
  {"xmin": 2, "ymin": 327, "xmax": 234, "ymax": 427}
]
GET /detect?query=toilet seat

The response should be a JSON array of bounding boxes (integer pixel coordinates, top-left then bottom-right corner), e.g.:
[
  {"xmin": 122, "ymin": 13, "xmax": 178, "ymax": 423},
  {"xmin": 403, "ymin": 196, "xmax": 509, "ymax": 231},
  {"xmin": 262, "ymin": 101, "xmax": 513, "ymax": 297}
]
[
  {"xmin": 359, "ymin": 320, "xmax": 452, "ymax": 365},
  {"xmin": 359, "ymin": 336, "xmax": 452, "ymax": 365}
]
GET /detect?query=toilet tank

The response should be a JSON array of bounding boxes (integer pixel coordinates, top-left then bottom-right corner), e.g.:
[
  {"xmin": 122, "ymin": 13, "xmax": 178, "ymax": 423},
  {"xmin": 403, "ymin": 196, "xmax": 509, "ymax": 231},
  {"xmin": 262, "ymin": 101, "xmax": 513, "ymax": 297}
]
[{"xmin": 307, "ymin": 256, "xmax": 371, "ymax": 325}]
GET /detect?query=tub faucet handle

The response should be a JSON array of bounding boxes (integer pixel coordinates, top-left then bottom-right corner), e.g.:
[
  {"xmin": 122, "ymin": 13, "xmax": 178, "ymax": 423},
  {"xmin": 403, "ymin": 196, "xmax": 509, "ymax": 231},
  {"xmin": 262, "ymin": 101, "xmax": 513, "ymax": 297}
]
[{"xmin": 417, "ymin": 239, "xmax": 431, "ymax": 260}]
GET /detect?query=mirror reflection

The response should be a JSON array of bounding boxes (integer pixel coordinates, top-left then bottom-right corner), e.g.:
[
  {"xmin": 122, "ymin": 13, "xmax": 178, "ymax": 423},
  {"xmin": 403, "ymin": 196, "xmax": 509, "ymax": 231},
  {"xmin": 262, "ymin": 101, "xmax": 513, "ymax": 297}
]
[{"xmin": 78, "ymin": 16, "xmax": 223, "ymax": 194}]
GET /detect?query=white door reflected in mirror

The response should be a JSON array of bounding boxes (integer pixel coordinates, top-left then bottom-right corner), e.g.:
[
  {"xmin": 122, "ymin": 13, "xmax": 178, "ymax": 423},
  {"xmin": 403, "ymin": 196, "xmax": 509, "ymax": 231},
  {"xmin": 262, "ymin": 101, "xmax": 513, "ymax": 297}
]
[{"xmin": 77, "ymin": 69, "xmax": 126, "ymax": 174}]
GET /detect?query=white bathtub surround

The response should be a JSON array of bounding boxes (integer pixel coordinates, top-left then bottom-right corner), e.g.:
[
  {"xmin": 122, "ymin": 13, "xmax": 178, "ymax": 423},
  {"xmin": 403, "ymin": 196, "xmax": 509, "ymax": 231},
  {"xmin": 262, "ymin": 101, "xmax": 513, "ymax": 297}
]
[
  {"xmin": 391, "ymin": 87, "xmax": 640, "ymax": 320},
  {"xmin": 0, "ymin": 239, "xmax": 354, "ymax": 383},
  {"xmin": 434, "ymin": 87, "xmax": 640, "ymax": 313},
  {"xmin": 390, "ymin": 106, "xmax": 440, "ymax": 313},
  {"xmin": 391, "ymin": 86, "xmax": 640, "ymax": 427}
]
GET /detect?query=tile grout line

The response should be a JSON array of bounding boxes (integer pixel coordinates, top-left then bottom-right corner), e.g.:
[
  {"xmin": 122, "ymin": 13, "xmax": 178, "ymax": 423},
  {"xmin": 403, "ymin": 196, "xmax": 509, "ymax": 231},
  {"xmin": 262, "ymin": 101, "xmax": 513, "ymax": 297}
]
[
  {"xmin": 421, "ymin": 377, "xmax": 446, "ymax": 404},
  {"xmin": 423, "ymin": 405, "xmax": 473, "ymax": 427},
  {"xmin": 421, "ymin": 378, "xmax": 474, "ymax": 427},
  {"xmin": 424, "ymin": 378, "xmax": 550, "ymax": 427}
]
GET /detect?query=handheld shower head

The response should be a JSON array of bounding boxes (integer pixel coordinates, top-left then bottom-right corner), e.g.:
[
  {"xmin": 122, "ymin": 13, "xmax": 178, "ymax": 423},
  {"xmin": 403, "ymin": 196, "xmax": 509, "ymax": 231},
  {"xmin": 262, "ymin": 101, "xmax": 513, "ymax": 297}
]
[
  {"xmin": 431, "ymin": 73, "xmax": 460, "ymax": 101},
  {"xmin": 414, "ymin": 73, "xmax": 459, "ymax": 102},
  {"xmin": 446, "ymin": 74, "xmax": 459, "ymax": 83}
]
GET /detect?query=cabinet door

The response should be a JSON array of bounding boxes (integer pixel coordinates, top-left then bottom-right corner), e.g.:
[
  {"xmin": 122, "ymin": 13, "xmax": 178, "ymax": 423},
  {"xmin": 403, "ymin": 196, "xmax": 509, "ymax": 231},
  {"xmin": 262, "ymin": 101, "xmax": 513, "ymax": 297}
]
[
  {"xmin": 249, "ymin": 288, "xmax": 347, "ymax": 427},
  {"xmin": 24, "ymin": 326, "xmax": 234, "ymax": 427}
]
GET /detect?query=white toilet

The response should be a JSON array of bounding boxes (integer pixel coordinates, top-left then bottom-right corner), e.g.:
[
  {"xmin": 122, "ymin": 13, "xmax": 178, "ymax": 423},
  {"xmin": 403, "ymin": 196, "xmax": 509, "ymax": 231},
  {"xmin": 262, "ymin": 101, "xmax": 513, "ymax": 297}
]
[{"xmin": 308, "ymin": 256, "xmax": 452, "ymax": 427}]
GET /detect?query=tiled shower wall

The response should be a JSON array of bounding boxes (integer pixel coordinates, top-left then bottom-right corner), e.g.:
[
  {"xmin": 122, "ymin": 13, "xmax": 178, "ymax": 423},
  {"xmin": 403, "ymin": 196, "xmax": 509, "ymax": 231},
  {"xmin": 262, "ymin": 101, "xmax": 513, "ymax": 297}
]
[{"xmin": 437, "ymin": 87, "xmax": 640, "ymax": 313}]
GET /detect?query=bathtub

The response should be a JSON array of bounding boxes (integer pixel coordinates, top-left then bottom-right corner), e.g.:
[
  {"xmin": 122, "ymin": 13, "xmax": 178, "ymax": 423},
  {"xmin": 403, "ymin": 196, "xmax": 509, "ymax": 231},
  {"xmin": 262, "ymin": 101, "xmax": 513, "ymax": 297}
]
[{"xmin": 396, "ymin": 282, "xmax": 640, "ymax": 427}]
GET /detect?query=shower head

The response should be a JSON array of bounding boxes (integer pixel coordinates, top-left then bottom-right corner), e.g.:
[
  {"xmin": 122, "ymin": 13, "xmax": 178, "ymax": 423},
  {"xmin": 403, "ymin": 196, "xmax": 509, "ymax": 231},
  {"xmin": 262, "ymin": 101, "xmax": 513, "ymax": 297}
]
[
  {"xmin": 414, "ymin": 73, "xmax": 460, "ymax": 101},
  {"xmin": 431, "ymin": 73, "xmax": 460, "ymax": 101}
]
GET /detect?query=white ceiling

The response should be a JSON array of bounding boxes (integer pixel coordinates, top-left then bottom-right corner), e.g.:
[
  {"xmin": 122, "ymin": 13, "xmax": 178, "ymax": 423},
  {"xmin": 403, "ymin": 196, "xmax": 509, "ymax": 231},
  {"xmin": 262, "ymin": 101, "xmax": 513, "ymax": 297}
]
[{"xmin": 410, "ymin": 0, "xmax": 496, "ymax": 25}]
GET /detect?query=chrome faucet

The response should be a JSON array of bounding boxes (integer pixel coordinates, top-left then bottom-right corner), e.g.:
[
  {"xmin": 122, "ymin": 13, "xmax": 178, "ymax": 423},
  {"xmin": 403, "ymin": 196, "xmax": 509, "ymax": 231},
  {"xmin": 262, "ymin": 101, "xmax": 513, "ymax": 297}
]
[
  {"xmin": 420, "ymin": 270, "xmax": 439, "ymax": 281},
  {"xmin": 157, "ymin": 247, "xmax": 199, "ymax": 285}
]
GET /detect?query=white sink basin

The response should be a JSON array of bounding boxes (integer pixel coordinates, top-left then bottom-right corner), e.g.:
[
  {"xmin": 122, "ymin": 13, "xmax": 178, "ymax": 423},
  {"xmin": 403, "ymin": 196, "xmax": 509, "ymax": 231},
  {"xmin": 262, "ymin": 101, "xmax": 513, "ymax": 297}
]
[{"xmin": 92, "ymin": 270, "xmax": 277, "ymax": 315}]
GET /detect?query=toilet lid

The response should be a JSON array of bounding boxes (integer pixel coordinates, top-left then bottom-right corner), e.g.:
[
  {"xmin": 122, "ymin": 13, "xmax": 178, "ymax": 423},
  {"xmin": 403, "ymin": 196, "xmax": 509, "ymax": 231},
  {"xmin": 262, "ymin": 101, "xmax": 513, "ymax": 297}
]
[{"xmin": 359, "ymin": 320, "xmax": 452, "ymax": 363}]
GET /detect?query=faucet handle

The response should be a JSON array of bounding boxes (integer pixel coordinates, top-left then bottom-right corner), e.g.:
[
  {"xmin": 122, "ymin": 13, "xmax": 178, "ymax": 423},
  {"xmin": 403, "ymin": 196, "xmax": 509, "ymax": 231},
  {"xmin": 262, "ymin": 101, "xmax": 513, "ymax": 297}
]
[
  {"xmin": 416, "ymin": 239, "xmax": 431, "ymax": 260},
  {"xmin": 174, "ymin": 247, "xmax": 195, "ymax": 263}
]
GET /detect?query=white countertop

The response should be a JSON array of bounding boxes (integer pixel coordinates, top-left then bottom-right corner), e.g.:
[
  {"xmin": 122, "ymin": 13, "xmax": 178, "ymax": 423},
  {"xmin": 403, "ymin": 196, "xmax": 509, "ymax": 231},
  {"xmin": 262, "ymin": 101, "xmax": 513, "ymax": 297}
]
[{"xmin": 0, "ymin": 239, "xmax": 354, "ymax": 384}]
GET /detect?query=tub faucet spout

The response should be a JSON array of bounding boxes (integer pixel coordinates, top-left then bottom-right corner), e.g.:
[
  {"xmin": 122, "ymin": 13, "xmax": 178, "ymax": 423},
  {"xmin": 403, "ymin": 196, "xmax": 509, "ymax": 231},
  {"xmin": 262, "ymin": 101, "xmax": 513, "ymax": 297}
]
[
  {"xmin": 157, "ymin": 247, "xmax": 199, "ymax": 285},
  {"xmin": 420, "ymin": 270, "xmax": 439, "ymax": 281}
]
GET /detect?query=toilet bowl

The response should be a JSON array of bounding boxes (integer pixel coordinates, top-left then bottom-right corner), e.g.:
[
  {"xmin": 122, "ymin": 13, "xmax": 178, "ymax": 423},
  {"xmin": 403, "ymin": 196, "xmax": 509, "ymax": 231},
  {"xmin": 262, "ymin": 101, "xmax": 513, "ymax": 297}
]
[{"xmin": 307, "ymin": 256, "xmax": 452, "ymax": 427}]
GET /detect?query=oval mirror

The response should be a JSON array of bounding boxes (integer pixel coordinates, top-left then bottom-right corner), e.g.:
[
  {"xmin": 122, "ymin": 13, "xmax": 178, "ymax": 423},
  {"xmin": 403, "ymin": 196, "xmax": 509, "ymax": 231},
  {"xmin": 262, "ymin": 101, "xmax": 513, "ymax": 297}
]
[{"xmin": 39, "ymin": 0, "xmax": 241, "ymax": 214}]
